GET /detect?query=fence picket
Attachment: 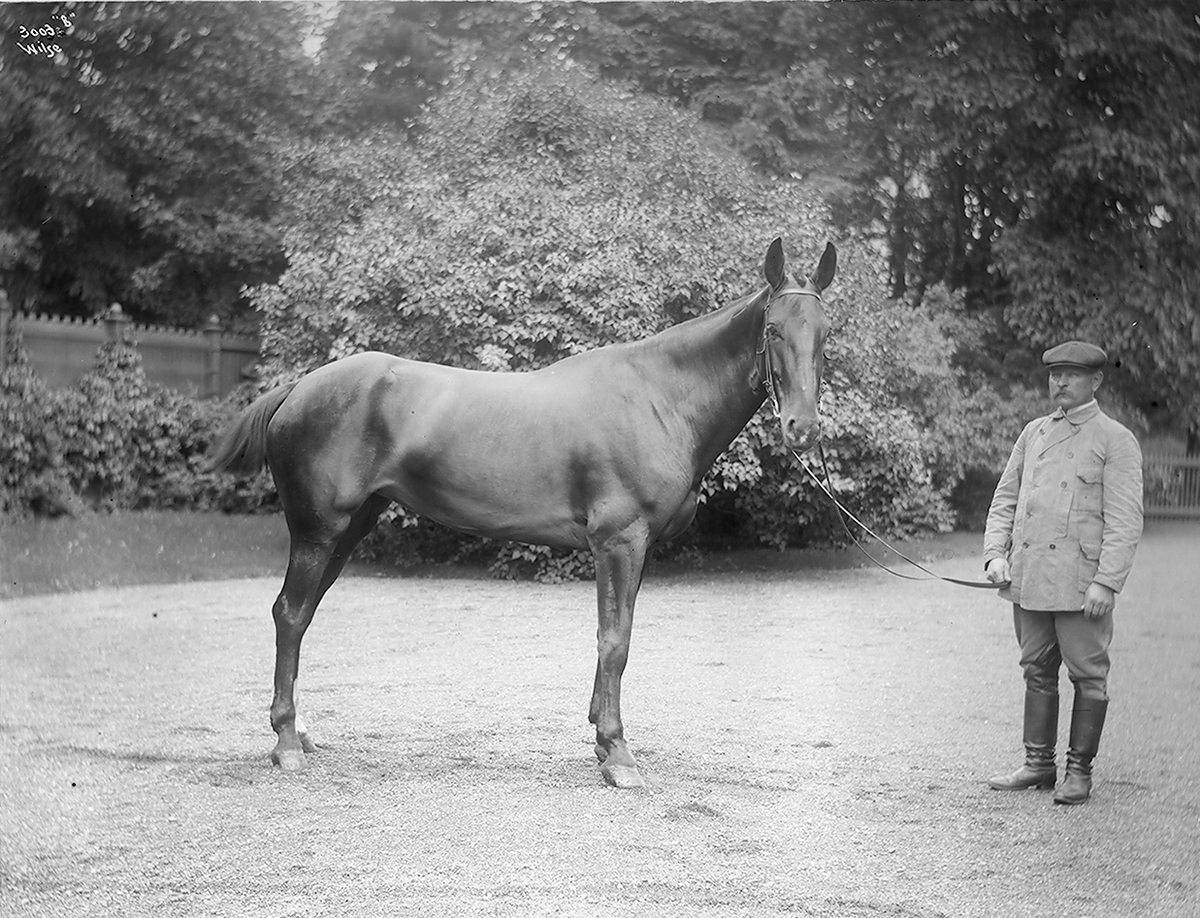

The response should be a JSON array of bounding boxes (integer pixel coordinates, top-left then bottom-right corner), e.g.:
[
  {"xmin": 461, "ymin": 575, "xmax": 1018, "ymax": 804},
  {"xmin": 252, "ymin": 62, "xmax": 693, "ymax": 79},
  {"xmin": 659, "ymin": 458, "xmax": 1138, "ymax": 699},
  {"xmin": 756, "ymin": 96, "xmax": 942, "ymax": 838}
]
[{"xmin": 1143, "ymin": 452, "xmax": 1200, "ymax": 520}]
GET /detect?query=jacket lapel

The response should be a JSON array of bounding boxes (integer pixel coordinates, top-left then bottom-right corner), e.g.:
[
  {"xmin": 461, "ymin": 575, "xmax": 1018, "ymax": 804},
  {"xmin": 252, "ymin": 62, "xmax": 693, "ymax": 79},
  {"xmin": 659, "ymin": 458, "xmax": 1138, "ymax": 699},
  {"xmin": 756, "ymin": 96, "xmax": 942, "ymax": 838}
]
[
  {"xmin": 1036, "ymin": 413, "xmax": 1074, "ymax": 456},
  {"xmin": 1035, "ymin": 402, "xmax": 1101, "ymax": 457}
]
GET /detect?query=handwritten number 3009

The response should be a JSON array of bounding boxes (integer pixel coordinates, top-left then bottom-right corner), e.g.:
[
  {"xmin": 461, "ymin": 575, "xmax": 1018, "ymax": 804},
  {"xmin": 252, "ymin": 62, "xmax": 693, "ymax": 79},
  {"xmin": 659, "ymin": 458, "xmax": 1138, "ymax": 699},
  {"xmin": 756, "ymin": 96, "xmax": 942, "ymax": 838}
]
[{"xmin": 16, "ymin": 13, "xmax": 74, "ymax": 58}]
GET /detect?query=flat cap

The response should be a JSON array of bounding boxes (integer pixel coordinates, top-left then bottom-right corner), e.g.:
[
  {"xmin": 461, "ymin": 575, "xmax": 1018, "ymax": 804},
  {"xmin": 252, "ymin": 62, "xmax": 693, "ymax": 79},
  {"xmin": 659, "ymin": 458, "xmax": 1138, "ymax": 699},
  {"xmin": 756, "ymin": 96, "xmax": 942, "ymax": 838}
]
[{"xmin": 1042, "ymin": 340, "xmax": 1107, "ymax": 370}]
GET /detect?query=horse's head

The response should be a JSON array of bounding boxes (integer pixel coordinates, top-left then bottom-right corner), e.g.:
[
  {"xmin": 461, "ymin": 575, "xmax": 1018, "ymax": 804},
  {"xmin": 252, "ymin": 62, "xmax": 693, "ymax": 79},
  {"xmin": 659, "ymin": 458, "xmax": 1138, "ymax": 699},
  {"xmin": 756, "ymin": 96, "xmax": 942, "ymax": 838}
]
[{"xmin": 754, "ymin": 238, "xmax": 836, "ymax": 453}]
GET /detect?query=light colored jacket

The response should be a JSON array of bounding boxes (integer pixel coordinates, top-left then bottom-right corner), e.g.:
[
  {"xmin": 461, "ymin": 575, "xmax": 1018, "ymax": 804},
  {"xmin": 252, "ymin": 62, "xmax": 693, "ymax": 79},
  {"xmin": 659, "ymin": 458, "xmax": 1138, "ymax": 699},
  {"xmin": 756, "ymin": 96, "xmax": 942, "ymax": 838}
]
[{"xmin": 984, "ymin": 400, "xmax": 1143, "ymax": 611}]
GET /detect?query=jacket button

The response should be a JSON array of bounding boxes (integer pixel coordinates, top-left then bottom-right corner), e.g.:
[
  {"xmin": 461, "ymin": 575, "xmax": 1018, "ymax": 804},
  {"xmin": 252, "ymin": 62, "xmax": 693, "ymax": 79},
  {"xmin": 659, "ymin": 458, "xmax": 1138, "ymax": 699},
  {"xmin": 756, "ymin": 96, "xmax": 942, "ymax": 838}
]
[
  {"xmin": 1061, "ymin": 481, "xmax": 1067, "ymax": 488},
  {"xmin": 1050, "ymin": 544, "xmax": 1056, "ymax": 550},
  {"xmin": 1022, "ymin": 542, "xmax": 1029, "ymax": 548},
  {"xmin": 1067, "ymin": 452, "xmax": 1074, "ymax": 458}
]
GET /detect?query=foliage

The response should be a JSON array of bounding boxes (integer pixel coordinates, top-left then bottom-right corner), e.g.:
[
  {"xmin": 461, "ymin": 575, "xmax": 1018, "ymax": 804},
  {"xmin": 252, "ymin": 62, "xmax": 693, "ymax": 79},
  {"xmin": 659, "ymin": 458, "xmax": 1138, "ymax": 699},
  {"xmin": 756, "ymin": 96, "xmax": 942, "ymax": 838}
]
[
  {"xmin": 805, "ymin": 0, "xmax": 1200, "ymax": 447},
  {"xmin": 316, "ymin": 2, "xmax": 455, "ymax": 134},
  {"xmin": 0, "ymin": 1, "xmax": 319, "ymax": 326},
  {"xmin": 580, "ymin": 2, "xmax": 838, "ymax": 178},
  {"xmin": 246, "ymin": 57, "xmax": 1002, "ymax": 578},
  {"xmin": 0, "ymin": 325, "xmax": 273, "ymax": 517},
  {"xmin": 509, "ymin": 1, "xmax": 1200, "ymax": 449}
]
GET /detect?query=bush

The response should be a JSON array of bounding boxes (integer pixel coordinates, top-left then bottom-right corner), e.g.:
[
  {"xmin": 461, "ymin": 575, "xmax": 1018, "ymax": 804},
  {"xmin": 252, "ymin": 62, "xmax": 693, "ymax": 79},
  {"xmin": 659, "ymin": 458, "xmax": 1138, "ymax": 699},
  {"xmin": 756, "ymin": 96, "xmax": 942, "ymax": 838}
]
[{"xmin": 0, "ymin": 328, "xmax": 275, "ymax": 517}]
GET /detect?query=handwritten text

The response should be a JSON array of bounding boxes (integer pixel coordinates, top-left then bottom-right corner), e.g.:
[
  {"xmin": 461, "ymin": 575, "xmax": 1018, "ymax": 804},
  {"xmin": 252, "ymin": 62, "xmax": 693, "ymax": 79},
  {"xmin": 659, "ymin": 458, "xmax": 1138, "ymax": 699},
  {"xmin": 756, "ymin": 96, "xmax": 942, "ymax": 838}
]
[{"xmin": 15, "ymin": 10, "xmax": 74, "ymax": 58}]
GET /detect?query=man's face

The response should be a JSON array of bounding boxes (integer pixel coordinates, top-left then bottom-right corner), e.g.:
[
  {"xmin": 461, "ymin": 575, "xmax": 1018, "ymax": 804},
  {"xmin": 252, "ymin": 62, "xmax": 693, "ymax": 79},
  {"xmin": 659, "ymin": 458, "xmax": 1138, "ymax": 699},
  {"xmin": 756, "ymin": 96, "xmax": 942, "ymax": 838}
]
[{"xmin": 1048, "ymin": 366, "xmax": 1102, "ymax": 411}]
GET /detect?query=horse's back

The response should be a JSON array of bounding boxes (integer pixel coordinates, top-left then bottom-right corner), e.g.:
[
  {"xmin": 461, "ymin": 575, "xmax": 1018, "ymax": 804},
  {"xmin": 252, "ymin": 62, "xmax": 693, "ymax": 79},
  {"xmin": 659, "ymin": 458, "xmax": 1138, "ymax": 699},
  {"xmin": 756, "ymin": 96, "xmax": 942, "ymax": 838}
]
[{"xmin": 264, "ymin": 349, "xmax": 692, "ymax": 546}]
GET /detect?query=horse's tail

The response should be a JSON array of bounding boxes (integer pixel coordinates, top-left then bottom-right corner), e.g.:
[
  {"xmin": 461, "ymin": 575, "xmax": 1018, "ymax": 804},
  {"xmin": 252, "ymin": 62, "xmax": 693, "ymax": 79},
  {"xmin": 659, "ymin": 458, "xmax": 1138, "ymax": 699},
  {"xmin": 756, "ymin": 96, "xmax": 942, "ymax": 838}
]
[{"xmin": 206, "ymin": 382, "xmax": 298, "ymax": 475}]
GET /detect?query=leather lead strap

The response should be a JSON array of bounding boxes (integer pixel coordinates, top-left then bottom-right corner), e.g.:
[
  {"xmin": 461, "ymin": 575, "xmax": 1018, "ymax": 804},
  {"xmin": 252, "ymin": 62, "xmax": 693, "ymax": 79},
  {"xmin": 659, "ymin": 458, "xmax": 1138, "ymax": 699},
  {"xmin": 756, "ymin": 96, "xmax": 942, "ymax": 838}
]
[{"xmin": 792, "ymin": 443, "xmax": 1006, "ymax": 590}]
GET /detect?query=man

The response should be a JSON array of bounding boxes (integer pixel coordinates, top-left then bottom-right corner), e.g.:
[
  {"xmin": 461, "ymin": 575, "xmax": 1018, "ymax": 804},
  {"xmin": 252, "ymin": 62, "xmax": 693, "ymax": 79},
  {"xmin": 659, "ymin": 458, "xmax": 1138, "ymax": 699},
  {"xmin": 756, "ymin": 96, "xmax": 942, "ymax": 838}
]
[{"xmin": 983, "ymin": 340, "xmax": 1143, "ymax": 805}]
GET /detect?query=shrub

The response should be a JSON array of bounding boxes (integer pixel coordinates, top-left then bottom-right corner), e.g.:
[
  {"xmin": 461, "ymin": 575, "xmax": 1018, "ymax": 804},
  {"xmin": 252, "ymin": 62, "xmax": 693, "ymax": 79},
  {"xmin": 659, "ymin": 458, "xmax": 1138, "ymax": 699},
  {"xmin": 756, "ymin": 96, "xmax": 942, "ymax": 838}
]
[{"xmin": 0, "ymin": 327, "xmax": 275, "ymax": 517}]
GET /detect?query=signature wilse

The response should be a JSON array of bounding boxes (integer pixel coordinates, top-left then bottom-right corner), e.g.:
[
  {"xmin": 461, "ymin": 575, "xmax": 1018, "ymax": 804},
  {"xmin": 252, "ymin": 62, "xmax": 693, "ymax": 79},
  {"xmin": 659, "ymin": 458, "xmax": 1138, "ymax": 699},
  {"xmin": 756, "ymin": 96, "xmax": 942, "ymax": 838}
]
[{"xmin": 15, "ymin": 10, "xmax": 74, "ymax": 58}]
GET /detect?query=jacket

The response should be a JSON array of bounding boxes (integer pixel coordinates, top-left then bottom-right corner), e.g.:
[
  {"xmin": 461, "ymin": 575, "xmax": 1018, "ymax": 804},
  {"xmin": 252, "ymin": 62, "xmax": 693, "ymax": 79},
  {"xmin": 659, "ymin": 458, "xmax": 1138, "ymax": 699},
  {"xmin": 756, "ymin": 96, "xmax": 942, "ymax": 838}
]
[{"xmin": 983, "ymin": 400, "xmax": 1143, "ymax": 611}]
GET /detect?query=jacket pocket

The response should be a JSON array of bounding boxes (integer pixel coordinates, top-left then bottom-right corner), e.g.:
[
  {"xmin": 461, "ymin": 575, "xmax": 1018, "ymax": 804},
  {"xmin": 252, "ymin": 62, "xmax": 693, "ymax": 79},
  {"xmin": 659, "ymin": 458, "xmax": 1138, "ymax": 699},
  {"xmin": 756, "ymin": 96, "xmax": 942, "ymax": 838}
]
[{"xmin": 1074, "ymin": 462, "xmax": 1103, "ymax": 513}]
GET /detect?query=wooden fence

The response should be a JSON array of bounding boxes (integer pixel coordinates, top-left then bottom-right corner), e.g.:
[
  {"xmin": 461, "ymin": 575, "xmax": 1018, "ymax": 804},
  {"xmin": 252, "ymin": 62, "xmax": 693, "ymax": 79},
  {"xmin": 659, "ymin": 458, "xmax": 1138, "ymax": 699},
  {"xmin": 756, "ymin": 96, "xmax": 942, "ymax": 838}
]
[
  {"xmin": 0, "ymin": 296, "xmax": 258, "ymax": 399},
  {"xmin": 1144, "ymin": 451, "xmax": 1200, "ymax": 520}
]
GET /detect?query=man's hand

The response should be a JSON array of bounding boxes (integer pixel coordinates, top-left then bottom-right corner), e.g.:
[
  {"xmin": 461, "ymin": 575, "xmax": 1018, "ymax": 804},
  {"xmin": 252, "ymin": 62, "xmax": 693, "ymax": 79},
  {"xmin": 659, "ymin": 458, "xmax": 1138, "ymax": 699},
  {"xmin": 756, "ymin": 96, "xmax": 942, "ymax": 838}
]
[
  {"xmin": 986, "ymin": 558, "xmax": 1011, "ymax": 585},
  {"xmin": 1083, "ymin": 582, "xmax": 1116, "ymax": 619}
]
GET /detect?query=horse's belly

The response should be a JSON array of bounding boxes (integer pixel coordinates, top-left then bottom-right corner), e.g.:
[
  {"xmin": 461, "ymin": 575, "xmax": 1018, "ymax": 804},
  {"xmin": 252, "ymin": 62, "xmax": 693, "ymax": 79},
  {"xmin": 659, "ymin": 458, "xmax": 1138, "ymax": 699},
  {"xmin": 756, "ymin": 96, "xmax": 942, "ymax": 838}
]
[{"xmin": 376, "ymin": 450, "xmax": 590, "ymax": 549}]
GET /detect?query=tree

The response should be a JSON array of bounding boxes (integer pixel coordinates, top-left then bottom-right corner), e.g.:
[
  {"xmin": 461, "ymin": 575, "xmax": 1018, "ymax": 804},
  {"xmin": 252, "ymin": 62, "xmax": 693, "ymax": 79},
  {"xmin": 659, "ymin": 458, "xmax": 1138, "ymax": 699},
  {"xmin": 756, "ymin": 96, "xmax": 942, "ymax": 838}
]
[
  {"xmin": 315, "ymin": 1, "xmax": 454, "ymax": 134},
  {"xmin": 567, "ymin": 1, "xmax": 1200, "ymax": 448},
  {"xmin": 810, "ymin": 0, "xmax": 1200, "ymax": 447},
  {"xmin": 580, "ymin": 2, "xmax": 841, "ymax": 178},
  {"xmin": 0, "ymin": 1, "xmax": 318, "ymax": 326}
]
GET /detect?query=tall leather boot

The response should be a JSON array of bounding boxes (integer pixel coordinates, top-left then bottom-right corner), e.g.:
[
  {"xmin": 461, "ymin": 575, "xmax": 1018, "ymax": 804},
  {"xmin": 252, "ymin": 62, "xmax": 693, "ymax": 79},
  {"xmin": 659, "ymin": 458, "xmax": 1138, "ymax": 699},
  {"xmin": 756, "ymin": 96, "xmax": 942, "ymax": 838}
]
[
  {"xmin": 1054, "ymin": 696, "xmax": 1108, "ymax": 805},
  {"xmin": 988, "ymin": 690, "xmax": 1058, "ymax": 790}
]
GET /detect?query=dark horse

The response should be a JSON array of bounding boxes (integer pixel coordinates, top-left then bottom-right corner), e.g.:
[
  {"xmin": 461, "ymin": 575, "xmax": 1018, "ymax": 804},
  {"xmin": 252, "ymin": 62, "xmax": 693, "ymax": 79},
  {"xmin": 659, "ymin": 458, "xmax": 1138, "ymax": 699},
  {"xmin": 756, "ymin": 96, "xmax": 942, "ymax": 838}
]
[{"xmin": 208, "ymin": 238, "xmax": 836, "ymax": 788}]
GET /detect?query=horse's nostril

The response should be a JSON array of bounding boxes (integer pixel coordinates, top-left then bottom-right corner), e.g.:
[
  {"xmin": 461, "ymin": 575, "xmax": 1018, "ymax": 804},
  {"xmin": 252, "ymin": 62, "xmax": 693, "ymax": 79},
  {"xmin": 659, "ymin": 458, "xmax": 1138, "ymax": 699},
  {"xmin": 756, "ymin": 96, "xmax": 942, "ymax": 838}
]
[{"xmin": 786, "ymin": 418, "xmax": 821, "ymax": 450}]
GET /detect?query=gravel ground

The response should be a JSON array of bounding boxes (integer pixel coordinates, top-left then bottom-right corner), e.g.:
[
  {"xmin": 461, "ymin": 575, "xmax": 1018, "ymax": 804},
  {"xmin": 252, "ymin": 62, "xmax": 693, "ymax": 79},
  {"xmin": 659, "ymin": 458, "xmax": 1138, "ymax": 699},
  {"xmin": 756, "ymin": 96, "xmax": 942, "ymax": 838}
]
[{"xmin": 2, "ymin": 522, "xmax": 1198, "ymax": 918}]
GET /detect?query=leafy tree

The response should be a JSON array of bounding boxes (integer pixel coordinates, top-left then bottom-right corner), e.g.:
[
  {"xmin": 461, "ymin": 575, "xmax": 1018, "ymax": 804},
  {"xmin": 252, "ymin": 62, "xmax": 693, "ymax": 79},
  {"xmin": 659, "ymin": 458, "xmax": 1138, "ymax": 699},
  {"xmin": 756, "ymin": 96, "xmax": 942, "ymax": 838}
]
[
  {"xmin": 316, "ymin": 1, "xmax": 454, "ymax": 133},
  {"xmin": 809, "ymin": 0, "xmax": 1200, "ymax": 447},
  {"xmin": 556, "ymin": 1, "xmax": 1200, "ymax": 449},
  {"xmin": 578, "ymin": 2, "xmax": 839, "ymax": 178},
  {"xmin": 0, "ymin": 1, "xmax": 318, "ymax": 326}
]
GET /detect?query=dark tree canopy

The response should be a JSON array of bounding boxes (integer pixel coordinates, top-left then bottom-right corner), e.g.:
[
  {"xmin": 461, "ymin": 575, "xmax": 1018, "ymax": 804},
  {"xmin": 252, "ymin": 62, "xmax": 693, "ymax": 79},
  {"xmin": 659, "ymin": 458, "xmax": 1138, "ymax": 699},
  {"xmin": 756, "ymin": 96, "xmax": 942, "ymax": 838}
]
[{"xmin": 0, "ymin": 1, "xmax": 318, "ymax": 326}]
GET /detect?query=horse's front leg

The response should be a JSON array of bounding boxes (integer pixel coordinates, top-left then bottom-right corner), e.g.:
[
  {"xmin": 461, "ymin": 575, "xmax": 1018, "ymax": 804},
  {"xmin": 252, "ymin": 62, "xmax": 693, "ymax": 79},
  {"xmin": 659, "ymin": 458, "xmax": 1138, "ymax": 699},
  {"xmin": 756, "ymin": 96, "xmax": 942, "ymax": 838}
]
[{"xmin": 588, "ymin": 522, "xmax": 650, "ymax": 789}]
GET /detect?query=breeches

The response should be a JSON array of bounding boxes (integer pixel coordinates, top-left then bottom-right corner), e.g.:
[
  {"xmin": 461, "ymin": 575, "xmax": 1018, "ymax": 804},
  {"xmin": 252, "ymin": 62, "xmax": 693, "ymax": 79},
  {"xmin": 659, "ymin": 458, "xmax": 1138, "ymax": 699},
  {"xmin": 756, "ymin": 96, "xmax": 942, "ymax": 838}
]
[{"xmin": 1012, "ymin": 604, "xmax": 1113, "ymax": 700}]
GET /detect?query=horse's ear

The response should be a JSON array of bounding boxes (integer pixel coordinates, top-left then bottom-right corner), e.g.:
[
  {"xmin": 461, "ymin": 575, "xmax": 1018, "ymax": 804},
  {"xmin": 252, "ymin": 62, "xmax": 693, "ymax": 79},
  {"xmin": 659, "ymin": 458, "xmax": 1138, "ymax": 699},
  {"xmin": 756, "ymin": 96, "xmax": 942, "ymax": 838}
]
[
  {"xmin": 764, "ymin": 237, "xmax": 786, "ymax": 290},
  {"xmin": 810, "ymin": 242, "xmax": 837, "ymax": 292}
]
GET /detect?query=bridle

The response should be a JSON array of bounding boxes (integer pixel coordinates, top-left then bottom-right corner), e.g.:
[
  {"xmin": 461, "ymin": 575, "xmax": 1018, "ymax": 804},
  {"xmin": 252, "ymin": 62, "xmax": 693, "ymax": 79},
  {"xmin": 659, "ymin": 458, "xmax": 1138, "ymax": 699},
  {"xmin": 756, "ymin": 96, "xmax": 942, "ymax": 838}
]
[
  {"xmin": 753, "ymin": 283, "xmax": 1004, "ymax": 590},
  {"xmin": 755, "ymin": 283, "xmax": 823, "ymax": 418}
]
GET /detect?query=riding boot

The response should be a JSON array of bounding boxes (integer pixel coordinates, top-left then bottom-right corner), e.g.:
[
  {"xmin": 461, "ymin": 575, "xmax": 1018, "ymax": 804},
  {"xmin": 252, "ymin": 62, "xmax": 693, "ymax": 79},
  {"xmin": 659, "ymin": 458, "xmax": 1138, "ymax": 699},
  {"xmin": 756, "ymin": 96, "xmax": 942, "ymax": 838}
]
[
  {"xmin": 988, "ymin": 690, "xmax": 1058, "ymax": 790},
  {"xmin": 1054, "ymin": 697, "xmax": 1108, "ymax": 806}
]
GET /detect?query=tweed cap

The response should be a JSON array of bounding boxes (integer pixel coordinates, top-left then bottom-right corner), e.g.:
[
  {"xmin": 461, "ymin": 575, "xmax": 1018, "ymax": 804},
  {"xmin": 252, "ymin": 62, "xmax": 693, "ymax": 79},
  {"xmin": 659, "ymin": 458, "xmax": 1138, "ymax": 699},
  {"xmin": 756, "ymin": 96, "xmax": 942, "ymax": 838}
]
[{"xmin": 1042, "ymin": 340, "xmax": 1107, "ymax": 370}]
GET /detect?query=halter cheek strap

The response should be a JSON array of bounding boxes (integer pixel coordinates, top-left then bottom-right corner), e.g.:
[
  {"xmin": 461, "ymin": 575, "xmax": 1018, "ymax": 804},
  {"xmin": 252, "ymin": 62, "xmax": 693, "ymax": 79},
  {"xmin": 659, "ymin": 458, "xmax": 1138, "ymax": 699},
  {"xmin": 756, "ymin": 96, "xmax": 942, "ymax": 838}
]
[{"xmin": 755, "ymin": 286, "xmax": 823, "ymax": 414}]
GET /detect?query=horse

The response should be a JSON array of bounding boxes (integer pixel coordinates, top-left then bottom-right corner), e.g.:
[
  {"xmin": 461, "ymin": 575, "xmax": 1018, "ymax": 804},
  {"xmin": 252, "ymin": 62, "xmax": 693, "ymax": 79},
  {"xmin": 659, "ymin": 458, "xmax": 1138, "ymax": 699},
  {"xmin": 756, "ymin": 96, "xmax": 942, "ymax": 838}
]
[{"xmin": 208, "ymin": 237, "xmax": 836, "ymax": 788}]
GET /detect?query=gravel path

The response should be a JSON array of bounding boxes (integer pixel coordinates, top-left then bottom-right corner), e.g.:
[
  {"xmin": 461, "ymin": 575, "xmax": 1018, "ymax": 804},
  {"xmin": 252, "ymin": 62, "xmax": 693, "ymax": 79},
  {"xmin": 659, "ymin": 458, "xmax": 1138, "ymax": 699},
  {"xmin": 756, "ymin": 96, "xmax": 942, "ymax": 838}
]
[{"xmin": 2, "ymin": 523, "xmax": 1198, "ymax": 917}]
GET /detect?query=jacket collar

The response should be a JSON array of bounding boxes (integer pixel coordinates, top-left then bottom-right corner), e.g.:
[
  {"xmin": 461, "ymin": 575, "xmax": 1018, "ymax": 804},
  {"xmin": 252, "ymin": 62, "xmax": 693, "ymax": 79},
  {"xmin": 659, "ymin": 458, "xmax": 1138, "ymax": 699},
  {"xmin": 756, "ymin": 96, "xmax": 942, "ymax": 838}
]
[
  {"xmin": 1039, "ymin": 400, "xmax": 1099, "ymax": 455},
  {"xmin": 1049, "ymin": 399, "xmax": 1100, "ymax": 425}
]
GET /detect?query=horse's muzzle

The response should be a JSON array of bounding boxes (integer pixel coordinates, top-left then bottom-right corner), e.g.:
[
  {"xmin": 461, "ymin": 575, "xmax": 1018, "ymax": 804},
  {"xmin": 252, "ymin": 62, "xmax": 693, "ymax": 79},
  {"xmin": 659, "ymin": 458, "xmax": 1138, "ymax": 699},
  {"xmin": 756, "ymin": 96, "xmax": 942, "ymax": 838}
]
[{"xmin": 784, "ymin": 416, "xmax": 821, "ymax": 453}]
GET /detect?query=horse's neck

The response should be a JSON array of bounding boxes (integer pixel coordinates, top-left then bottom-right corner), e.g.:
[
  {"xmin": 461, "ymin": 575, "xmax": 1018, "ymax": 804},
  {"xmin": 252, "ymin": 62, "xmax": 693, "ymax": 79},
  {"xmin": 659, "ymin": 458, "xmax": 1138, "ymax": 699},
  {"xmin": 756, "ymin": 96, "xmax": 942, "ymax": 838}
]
[{"xmin": 642, "ymin": 290, "xmax": 769, "ymax": 472}]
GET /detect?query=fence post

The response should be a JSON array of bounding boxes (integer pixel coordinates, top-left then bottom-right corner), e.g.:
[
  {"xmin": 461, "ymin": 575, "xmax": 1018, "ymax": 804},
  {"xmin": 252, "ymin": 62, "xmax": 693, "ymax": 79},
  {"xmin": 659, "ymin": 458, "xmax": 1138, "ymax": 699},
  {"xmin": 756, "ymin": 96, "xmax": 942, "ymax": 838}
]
[
  {"xmin": 0, "ymin": 289, "xmax": 10, "ymax": 375},
  {"xmin": 204, "ymin": 314, "xmax": 222, "ymax": 398},
  {"xmin": 104, "ymin": 302, "xmax": 129, "ymax": 341}
]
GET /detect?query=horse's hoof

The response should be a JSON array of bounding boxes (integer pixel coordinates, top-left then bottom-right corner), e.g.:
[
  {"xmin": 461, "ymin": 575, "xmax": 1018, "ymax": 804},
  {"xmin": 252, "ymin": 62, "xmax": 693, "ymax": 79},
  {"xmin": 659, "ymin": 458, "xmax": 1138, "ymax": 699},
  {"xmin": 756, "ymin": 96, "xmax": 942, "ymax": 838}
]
[
  {"xmin": 271, "ymin": 748, "xmax": 307, "ymax": 772},
  {"xmin": 601, "ymin": 761, "xmax": 646, "ymax": 789}
]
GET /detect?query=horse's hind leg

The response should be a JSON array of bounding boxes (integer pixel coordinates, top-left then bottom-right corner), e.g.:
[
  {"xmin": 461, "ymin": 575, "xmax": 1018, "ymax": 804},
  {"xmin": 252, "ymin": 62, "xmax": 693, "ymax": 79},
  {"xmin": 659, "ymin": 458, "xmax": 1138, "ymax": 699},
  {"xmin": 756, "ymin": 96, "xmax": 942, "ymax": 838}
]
[
  {"xmin": 270, "ymin": 537, "xmax": 335, "ymax": 771},
  {"xmin": 269, "ymin": 496, "xmax": 388, "ymax": 771}
]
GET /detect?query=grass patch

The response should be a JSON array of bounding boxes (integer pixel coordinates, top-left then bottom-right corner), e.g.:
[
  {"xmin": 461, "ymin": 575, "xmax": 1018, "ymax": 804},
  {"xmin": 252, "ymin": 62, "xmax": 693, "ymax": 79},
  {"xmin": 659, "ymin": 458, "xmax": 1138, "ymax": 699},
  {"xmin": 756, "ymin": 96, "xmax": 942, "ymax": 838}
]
[
  {"xmin": 1, "ymin": 511, "xmax": 292, "ymax": 599},
  {"xmin": 1, "ymin": 508, "xmax": 988, "ymax": 600}
]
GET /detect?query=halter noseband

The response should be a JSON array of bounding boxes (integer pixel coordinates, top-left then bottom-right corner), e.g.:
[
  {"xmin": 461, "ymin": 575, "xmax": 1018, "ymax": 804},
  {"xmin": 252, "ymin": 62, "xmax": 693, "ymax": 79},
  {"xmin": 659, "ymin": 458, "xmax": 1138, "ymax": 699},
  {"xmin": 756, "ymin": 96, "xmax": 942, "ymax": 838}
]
[{"xmin": 755, "ymin": 284, "xmax": 824, "ymax": 417}]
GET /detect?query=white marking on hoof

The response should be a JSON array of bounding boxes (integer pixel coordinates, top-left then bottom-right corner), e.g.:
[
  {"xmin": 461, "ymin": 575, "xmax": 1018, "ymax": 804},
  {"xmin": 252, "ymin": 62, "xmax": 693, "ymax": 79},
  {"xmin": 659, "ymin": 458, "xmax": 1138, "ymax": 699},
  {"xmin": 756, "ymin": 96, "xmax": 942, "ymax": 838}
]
[{"xmin": 601, "ymin": 762, "xmax": 646, "ymax": 789}]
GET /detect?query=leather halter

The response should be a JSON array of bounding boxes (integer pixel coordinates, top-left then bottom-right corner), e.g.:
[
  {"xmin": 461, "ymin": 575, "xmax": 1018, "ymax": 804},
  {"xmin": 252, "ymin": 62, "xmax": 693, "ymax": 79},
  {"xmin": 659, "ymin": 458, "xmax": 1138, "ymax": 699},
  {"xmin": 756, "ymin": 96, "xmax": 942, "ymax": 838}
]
[{"xmin": 755, "ymin": 284, "xmax": 823, "ymax": 417}]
